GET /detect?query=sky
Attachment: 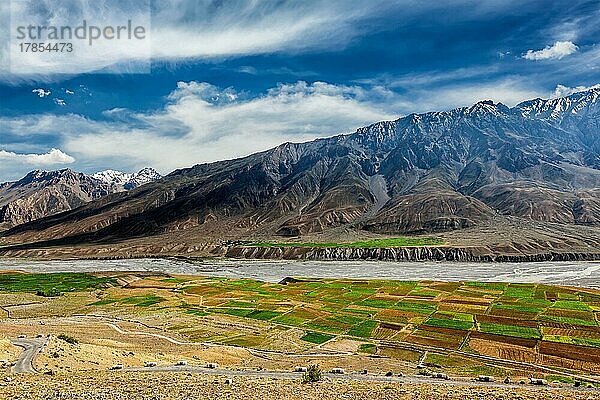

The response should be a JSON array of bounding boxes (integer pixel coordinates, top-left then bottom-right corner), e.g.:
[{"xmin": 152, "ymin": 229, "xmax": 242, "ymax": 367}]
[{"xmin": 0, "ymin": 0, "xmax": 599, "ymax": 181}]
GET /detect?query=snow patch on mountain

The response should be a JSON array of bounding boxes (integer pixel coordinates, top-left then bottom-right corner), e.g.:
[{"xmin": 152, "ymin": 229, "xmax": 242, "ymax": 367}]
[
  {"xmin": 515, "ymin": 87, "xmax": 600, "ymax": 121},
  {"xmin": 91, "ymin": 168, "xmax": 161, "ymax": 190}
]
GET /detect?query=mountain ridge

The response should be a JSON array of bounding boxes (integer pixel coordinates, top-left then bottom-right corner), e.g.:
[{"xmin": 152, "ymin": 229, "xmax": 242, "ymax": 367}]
[
  {"xmin": 0, "ymin": 167, "xmax": 161, "ymax": 230},
  {"xmin": 1, "ymin": 88, "xmax": 599, "ymax": 258}
]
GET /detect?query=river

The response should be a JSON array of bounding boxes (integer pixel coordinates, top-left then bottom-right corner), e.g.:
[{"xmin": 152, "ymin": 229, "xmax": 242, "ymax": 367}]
[{"xmin": 1, "ymin": 258, "xmax": 600, "ymax": 289}]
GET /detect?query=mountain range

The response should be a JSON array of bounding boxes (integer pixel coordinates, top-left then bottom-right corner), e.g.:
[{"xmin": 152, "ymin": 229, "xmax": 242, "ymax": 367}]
[
  {"xmin": 0, "ymin": 168, "xmax": 161, "ymax": 230},
  {"xmin": 1, "ymin": 89, "xmax": 599, "ymax": 259}
]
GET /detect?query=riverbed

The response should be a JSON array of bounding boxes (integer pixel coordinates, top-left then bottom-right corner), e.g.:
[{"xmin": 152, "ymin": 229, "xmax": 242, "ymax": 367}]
[{"xmin": 1, "ymin": 258, "xmax": 600, "ymax": 289}]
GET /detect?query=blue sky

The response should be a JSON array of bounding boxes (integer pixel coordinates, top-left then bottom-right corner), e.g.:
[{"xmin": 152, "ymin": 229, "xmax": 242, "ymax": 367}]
[{"xmin": 0, "ymin": 0, "xmax": 599, "ymax": 181}]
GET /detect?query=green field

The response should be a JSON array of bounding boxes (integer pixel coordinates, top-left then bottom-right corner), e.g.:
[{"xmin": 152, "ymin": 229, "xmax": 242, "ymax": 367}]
[
  {"xmin": 0, "ymin": 272, "xmax": 115, "ymax": 297},
  {"xmin": 2, "ymin": 271, "xmax": 600, "ymax": 359},
  {"xmin": 478, "ymin": 323, "xmax": 541, "ymax": 339},
  {"xmin": 91, "ymin": 294, "xmax": 165, "ymax": 307},
  {"xmin": 424, "ymin": 315, "xmax": 474, "ymax": 331},
  {"xmin": 246, "ymin": 236, "xmax": 443, "ymax": 248},
  {"xmin": 301, "ymin": 332, "xmax": 334, "ymax": 344},
  {"xmin": 358, "ymin": 343, "xmax": 377, "ymax": 354}
]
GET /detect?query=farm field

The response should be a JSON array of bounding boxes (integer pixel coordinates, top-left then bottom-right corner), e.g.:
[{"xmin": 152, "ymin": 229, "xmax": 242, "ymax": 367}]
[
  {"xmin": 245, "ymin": 236, "xmax": 443, "ymax": 248},
  {"xmin": 0, "ymin": 271, "xmax": 599, "ymax": 381}
]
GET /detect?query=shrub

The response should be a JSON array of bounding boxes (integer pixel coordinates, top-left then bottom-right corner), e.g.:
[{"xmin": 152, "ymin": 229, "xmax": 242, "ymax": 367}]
[
  {"xmin": 36, "ymin": 289, "xmax": 61, "ymax": 297},
  {"xmin": 57, "ymin": 334, "xmax": 78, "ymax": 345},
  {"xmin": 302, "ymin": 365, "xmax": 322, "ymax": 383}
]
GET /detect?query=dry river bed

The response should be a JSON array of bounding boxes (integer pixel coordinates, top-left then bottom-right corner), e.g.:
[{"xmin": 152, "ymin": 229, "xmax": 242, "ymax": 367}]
[{"xmin": 2, "ymin": 258, "xmax": 600, "ymax": 288}]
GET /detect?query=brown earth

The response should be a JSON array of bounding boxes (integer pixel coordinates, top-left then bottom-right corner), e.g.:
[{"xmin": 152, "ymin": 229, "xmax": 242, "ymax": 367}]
[{"xmin": 1, "ymin": 372, "xmax": 598, "ymax": 400}]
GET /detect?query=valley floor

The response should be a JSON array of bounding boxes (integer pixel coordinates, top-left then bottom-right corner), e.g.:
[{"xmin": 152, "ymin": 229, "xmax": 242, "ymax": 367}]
[{"xmin": 0, "ymin": 271, "xmax": 599, "ymax": 399}]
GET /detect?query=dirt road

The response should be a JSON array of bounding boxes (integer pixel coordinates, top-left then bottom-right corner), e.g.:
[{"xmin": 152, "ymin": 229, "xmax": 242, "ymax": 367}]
[{"xmin": 11, "ymin": 336, "xmax": 46, "ymax": 373}]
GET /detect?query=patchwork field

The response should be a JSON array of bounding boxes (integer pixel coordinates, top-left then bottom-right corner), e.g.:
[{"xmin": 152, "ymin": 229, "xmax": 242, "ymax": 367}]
[{"xmin": 1, "ymin": 270, "xmax": 600, "ymax": 383}]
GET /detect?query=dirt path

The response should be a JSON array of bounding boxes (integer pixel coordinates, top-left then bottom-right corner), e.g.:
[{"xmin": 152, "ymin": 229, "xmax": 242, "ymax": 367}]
[
  {"xmin": 104, "ymin": 320, "xmax": 353, "ymax": 357},
  {"xmin": 11, "ymin": 336, "xmax": 46, "ymax": 373}
]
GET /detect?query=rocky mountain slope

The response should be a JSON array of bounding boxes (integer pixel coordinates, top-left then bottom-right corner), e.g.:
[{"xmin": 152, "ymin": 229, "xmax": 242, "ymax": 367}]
[
  {"xmin": 0, "ymin": 168, "xmax": 161, "ymax": 230},
  {"xmin": 1, "ymin": 89, "xmax": 599, "ymax": 256}
]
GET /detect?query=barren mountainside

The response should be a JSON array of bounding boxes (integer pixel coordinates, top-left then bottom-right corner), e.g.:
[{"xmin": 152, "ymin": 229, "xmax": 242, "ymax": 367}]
[
  {"xmin": 2, "ymin": 89, "xmax": 600, "ymax": 255},
  {"xmin": 0, "ymin": 168, "xmax": 161, "ymax": 230}
]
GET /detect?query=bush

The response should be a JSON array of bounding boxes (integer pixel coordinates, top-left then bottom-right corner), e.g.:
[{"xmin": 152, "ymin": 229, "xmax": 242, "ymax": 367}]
[
  {"xmin": 57, "ymin": 334, "xmax": 78, "ymax": 345},
  {"xmin": 36, "ymin": 290, "xmax": 61, "ymax": 297},
  {"xmin": 302, "ymin": 365, "xmax": 322, "ymax": 383}
]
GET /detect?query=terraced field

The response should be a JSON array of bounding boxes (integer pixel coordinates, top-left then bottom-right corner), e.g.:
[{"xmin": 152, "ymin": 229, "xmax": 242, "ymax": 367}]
[{"xmin": 1, "ymin": 271, "xmax": 600, "ymax": 376}]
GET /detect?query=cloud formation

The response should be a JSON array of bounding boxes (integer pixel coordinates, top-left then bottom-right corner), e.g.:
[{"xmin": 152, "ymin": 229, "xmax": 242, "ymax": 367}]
[
  {"xmin": 0, "ymin": 81, "xmax": 396, "ymax": 177},
  {"xmin": 523, "ymin": 41, "xmax": 579, "ymax": 60},
  {"xmin": 3, "ymin": 0, "xmax": 401, "ymax": 76},
  {"xmin": 1, "ymin": 75, "xmax": 549, "ymax": 181},
  {"xmin": 32, "ymin": 88, "xmax": 51, "ymax": 97},
  {"xmin": 553, "ymin": 83, "xmax": 600, "ymax": 97},
  {"xmin": 65, "ymin": 81, "xmax": 396, "ymax": 172},
  {"xmin": 357, "ymin": 69, "xmax": 547, "ymax": 113},
  {"xmin": 2, "ymin": 0, "xmax": 542, "ymax": 78},
  {"xmin": 0, "ymin": 148, "xmax": 75, "ymax": 165}
]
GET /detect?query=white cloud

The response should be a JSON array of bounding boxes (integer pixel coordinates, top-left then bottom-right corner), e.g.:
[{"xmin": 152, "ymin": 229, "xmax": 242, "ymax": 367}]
[
  {"xmin": 66, "ymin": 81, "xmax": 395, "ymax": 171},
  {"xmin": 3, "ymin": 0, "xmax": 519, "ymax": 78},
  {"xmin": 0, "ymin": 148, "xmax": 75, "ymax": 165},
  {"xmin": 361, "ymin": 72, "xmax": 547, "ymax": 113},
  {"xmin": 32, "ymin": 88, "xmax": 51, "ymax": 97},
  {"xmin": 553, "ymin": 83, "xmax": 600, "ymax": 97},
  {"xmin": 5, "ymin": 0, "xmax": 401, "ymax": 76},
  {"xmin": 0, "ymin": 81, "xmax": 395, "ymax": 175},
  {"xmin": 420, "ymin": 79, "xmax": 547, "ymax": 110},
  {"xmin": 356, "ymin": 66, "xmax": 548, "ymax": 112},
  {"xmin": 523, "ymin": 41, "xmax": 579, "ymax": 61},
  {"xmin": 167, "ymin": 81, "xmax": 239, "ymax": 104},
  {"xmin": 0, "ymin": 77, "xmax": 549, "ymax": 180}
]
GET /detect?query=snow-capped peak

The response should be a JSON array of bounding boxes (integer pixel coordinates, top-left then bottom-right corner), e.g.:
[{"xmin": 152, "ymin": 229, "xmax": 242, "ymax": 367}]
[
  {"xmin": 91, "ymin": 168, "xmax": 161, "ymax": 189},
  {"xmin": 125, "ymin": 168, "xmax": 162, "ymax": 189},
  {"xmin": 91, "ymin": 169, "xmax": 132, "ymax": 186},
  {"xmin": 515, "ymin": 87, "xmax": 600, "ymax": 121}
]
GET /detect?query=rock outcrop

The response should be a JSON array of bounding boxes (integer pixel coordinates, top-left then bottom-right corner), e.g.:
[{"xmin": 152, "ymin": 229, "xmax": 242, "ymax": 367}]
[{"xmin": 221, "ymin": 245, "xmax": 600, "ymax": 263}]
